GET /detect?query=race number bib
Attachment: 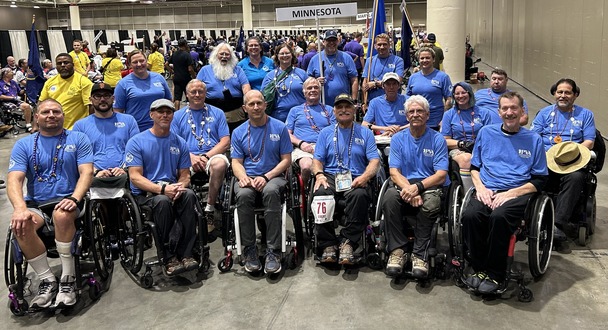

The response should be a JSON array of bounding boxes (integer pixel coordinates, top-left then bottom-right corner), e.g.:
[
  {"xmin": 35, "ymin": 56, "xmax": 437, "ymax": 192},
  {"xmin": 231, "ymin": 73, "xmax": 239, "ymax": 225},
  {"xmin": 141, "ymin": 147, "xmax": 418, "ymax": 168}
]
[
  {"xmin": 335, "ymin": 171, "xmax": 352, "ymax": 192},
  {"xmin": 311, "ymin": 195, "xmax": 336, "ymax": 224}
]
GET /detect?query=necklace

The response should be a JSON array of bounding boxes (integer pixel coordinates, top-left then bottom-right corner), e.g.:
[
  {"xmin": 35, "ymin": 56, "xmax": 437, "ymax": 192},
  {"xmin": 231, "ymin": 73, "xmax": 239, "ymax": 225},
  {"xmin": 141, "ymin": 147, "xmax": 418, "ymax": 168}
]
[
  {"xmin": 274, "ymin": 68, "xmax": 293, "ymax": 97},
  {"xmin": 333, "ymin": 124, "xmax": 355, "ymax": 171},
  {"xmin": 372, "ymin": 55, "xmax": 394, "ymax": 80},
  {"xmin": 247, "ymin": 117, "xmax": 268, "ymax": 163},
  {"xmin": 323, "ymin": 52, "xmax": 338, "ymax": 81},
  {"xmin": 186, "ymin": 106, "xmax": 211, "ymax": 149},
  {"xmin": 303, "ymin": 103, "xmax": 331, "ymax": 133},
  {"xmin": 457, "ymin": 108, "xmax": 476, "ymax": 141},
  {"xmin": 32, "ymin": 130, "xmax": 66, "ymax": 182},
  {"xmin": 550, "ymin": 105, "xmax": 574, "ymax": 144}
]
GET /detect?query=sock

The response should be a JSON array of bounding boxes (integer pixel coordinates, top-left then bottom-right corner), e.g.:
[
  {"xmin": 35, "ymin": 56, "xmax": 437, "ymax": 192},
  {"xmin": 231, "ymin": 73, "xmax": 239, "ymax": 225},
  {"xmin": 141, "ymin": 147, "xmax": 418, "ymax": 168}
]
[
  {"xmin": 55, "ymin": 240, "xmax": 75, "ymax": 281},
  {"xmin": 460, "ymin": 169, "xmax": 473, "ymax": 193},
  {"xmin": 204, "ymin": 203, "xmax": 215, "ymax": 213},
  {"xmin": 28, "ymin": 252, "xmax": 56, "ymax": 282}
]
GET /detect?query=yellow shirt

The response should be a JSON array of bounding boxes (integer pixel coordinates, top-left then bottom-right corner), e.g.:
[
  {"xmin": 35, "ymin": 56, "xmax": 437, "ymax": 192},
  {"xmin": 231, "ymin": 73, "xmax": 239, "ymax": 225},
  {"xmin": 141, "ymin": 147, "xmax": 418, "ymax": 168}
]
[
  {"xmin": 148, "ymin": 51, "xmax": 165, "ymax": 75},
  {"xmin": 69, "ymin": 50, "xmax": 91, "ymax": 76},
  {"xmin": 101, "ymin": 57, "xmax": 124, "ymax": 87},
  {"xmin": 39, "ymin": 74, "xmax": 93, "ymax": 129}
]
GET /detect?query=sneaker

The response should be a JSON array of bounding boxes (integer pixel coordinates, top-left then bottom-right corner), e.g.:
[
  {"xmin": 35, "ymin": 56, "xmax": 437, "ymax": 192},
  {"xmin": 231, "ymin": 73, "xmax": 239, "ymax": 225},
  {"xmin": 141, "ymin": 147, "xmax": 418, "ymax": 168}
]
[
  {"xmin": 264, "ymin": 249, "xmax": 282, "ymax": 274},
  {"xmin": 165, "ymin": 256, "xmax": 185, "ymax": 276},
  {"xmin": 182, "ymin": 257, "xmax": 199, "ymax": 271},
  {"xmin": 320, "ymin": 246, "xmax": 337, "ymax": 263},
  {"xmin": 205, "ymin": 210, "xmax": 215, "ymax": 233},
  {"xmin": 464, "ymin": 271, "xmax": 488, "ymax": 289},
  {"xmin": 478, "ymin": 277, "xmax": 501, "ymax": 294},
  {"xmin": 386, "ymin": 248, "xmax": 406, "ymax": 277},
  {"xmin": 338, "ymin": 240, "xmax": 354, "ymax": 265},
  {"xmin": 411, "ymin": 255, "xmax": 428, "ymax": 278},
  {"xmin": 30, "ymin": 279, "xmax": 58, "ymax": 310},
  {"xmin": 52, "ymin": 276, "xmax": 77, "ymax": 309},
  {"xmin": 244, "ymin": 245, "xmax": 261, "ymax": 273}
]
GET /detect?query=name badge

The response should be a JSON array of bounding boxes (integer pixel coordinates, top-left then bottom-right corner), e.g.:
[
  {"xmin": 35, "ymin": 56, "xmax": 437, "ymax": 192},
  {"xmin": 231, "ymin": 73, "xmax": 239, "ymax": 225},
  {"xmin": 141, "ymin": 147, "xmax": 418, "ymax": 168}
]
[{"xmin": 335, "ymin": 170, "xmax": 352, "ymax": 192}]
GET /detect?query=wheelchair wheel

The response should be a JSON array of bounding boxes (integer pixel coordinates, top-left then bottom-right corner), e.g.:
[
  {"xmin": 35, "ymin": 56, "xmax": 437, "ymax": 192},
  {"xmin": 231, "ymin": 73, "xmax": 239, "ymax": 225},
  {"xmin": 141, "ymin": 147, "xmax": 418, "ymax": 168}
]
[
  {"xmin": 4, "ymin": 229, "xmax": 28, "ymax": 289},
  {"xmin": 586, "ymin": 194, "xmax": 596, "ymax": 236},
  {"xmin": 447, "ymin": 183, "xmax": 464, "ymax": 258},
  {"xmin": 528, "ymin": 194, "xmax": 554, "ymax": 279},
  {"xmin": 118, "ymin": 193, "xmax": 145, "ymax": 274},
  {"xmin": 287, "ymin": 167, "xmax": 306, "ymax": 267},
  {"xmin": 87, "ymin": 200, "xmax": 114, "ymax": 281},
  {"xmin": 374, "ymin": 179, "xmax": 391, "ymax": 225}
]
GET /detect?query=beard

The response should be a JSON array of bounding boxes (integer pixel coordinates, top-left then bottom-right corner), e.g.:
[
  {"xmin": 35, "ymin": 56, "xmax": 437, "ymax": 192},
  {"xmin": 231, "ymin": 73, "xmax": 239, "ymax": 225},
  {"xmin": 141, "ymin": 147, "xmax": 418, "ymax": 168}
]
[{"xmin": 212, "ymin": 60, "xmax": 236, "ymax": 81}]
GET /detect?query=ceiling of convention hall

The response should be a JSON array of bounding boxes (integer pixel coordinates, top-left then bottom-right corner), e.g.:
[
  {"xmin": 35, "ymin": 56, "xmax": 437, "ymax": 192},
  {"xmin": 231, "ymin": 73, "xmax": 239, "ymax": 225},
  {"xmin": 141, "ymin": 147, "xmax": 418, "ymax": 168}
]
[{"xmin": 0, "ymin": 0, "xmax": 403, "ymax": 9}]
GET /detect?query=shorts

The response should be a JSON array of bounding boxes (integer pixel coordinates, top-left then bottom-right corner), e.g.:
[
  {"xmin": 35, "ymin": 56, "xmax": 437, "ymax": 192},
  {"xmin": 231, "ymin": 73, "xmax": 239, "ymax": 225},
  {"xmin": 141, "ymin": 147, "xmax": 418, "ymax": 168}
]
[
  {"xmin": 292, "ymin": 145, "xmax": 314, "ymax": 163},
  {"xmin": 204, "ymin": 153, "xmax": 230, "ymax": 174},
  {"xmin": 173, "ymin": 80, "xmax": 188, "ymax": 102},
  {"xmin": 449, "ymin": 148, "xmax": 468, "ymax": 158}
]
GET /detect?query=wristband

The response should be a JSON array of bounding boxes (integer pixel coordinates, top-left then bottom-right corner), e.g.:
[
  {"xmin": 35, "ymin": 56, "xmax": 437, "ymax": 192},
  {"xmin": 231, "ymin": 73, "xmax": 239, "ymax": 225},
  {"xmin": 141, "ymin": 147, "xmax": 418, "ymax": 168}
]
[
  {"xmin": 201, "ymin": 154, "xmax": 210, "ymax": 160},
  {"xmin": 314, "ymin": 172, "xmax": 326, "ymax": 178},
  {"xmin": 298, "ymin": 141, "xmax": 304, "ymax": 148},
  {"xmin": 64, "ymin": 196, "xmax": 79, "ymax": 204},
  {"xmin": 458, "ymin": 140, "xmax": 464, "ymax": 149},
  {"xmin": 94, "ymin": 169, "xmax": 101, "ymax": 176},
  {"xmin": 415, "ymin": 181, "xmax": 425, "ymax": 194},
  {"xmin": 160, "ymin": 184, "xmax": 167, "ymax": 195},
  {"xmin": 261, "ymin": 175, "xmax": 270, "ymax": 182}
]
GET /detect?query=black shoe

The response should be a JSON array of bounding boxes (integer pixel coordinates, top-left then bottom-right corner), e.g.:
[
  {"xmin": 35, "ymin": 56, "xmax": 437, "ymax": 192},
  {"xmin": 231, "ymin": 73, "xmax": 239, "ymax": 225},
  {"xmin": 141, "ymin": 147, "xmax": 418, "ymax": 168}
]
[
  {"xmin": 464, "ymin": 271, "xmax": 488, "ymax": 289},
  {"xmin": 478, "ymin": 278, "xmax": 501, "ymax": 294}
]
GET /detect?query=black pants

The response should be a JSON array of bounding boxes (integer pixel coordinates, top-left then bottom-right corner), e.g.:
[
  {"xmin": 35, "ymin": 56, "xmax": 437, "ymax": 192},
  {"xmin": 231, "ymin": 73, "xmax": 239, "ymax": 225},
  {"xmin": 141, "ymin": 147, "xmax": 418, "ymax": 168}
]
[
  {"xmin": 462, "ymin": 193, "xmax": 533, "ymax": 280},
  {"xmin": 382, "ymin": 186, "xmax": 435, "ymax": 260},
  {"xmin": 137, "ymin": 189, "xmax": 197, "ymax": 261},
  {"xmin": 313, "ymin": 174, "xmax": 371, "ymax": 249},
  {"xmin": 545, "ymin": 170, "xmax": 586, "ymax": 227}
]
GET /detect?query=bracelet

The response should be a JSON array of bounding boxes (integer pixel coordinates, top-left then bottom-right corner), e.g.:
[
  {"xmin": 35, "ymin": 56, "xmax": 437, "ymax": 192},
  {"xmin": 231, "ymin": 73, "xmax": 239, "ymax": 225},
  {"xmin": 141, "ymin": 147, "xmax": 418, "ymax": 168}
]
[
  {"xmin": 458, "ymin": 140, "xmax": 464, "ymax": 149},
  {"xmin": 160, "ymin": 184, "xmax": 167, "ymax": 195},
  {"xmin": 201, "ymin": 154, "xmax": 210, "ymax": 160},
  {"xmin": 94, "ymin": 169, "xmax": 101, "ymax": 176},
  {"xmin": 261, "ymin": 175, "xmax": 270, "ymax": 182},
  {"xmin": 298, "ymin": 141, "xmax": 304, "ymax": 148},
  {"xmin": 64, "ymin": 196, "xmax": 79, "ymax": 204},
  {"xmin": 415, "ymin": 181, "xmax": 425, "ymax": 194},
  {"xmin": 314, "ymin": 172, "xmax": 326, "ymax": 178}
]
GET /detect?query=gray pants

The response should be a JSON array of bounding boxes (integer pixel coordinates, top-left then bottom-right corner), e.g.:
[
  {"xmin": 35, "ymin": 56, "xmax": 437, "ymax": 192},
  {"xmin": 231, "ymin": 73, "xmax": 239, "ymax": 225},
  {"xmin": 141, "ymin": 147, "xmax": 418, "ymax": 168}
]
[
  {"xmin": 234, "ymin": 177, "xmax": 286, "ymax": 250},
  {"xmin": 137, "ymin": 189, "xmax": 198, "ymax": 260}
]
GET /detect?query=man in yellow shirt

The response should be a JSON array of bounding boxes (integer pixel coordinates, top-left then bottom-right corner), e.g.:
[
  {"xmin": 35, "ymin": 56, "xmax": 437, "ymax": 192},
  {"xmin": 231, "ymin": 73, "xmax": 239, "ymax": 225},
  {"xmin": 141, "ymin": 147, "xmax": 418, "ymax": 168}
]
[
  {"xmin": 39, "ymin": 54, "xmax": 93, "ymax": 129},
  {"xmin": 147, "ymin": 43, "xmax": 165, "ymax": 75},
  {"xmin": 69, "ymin": 40, "xmax": 91, "ymax": 76}
]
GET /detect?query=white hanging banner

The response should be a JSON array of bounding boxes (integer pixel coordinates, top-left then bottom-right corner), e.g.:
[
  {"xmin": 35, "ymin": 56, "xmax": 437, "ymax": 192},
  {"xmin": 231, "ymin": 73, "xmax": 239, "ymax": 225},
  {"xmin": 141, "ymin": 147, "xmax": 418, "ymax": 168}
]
[{"xmin": 276, "ymin": 2, "xmax": 357, "ymax": 21}]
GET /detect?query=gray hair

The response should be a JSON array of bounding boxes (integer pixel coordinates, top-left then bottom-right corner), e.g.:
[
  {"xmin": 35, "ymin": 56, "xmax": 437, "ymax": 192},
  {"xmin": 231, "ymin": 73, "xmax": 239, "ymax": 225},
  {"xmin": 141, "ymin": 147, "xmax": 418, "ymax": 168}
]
[{"xmin": 404, "ymin": 95, "xmax": 430, "ymax": 113}]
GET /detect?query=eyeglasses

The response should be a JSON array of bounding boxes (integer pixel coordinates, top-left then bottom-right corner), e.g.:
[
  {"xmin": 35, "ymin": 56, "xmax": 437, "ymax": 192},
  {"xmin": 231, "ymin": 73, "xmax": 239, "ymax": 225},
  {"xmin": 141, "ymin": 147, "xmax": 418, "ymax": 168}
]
[
  {"xmin": 91, "ymin": 94, "xmax": 113, "ymax": 100},
  {"xmin": 278, "ymin": 53, "xmax": 291, "ymax": 57}
]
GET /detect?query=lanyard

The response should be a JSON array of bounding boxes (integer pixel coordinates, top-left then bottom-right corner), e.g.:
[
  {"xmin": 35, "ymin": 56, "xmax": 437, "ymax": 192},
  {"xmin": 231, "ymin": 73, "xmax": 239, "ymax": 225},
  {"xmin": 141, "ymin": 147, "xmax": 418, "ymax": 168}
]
[
  {"xmin": 186, "ymin": 106, "xmax": 211, "ymax": 149},
  {"xmin": 33, "ymin": 130, "xmax": 66, "ymax": 182},
  {"xmin": 333, "ymin": 124, "xmax": 354, "ymax": 171},
  {"xmin": 303, "ymin": 103, "xmax": 331, "ymax": 133},
  {"xmin": 372, "ymin": 55, "xmax": 395, "ymax": 80},
  {"xmin": 550, "ymin": 105, "xmax": 574, "ymax": 144},
  {"xmin": 457, "ymin": 108, "xmax": 475, "ymax": 141},
  {"xmin": 247, "ymin": 117, "xmax": 268, "ymax": 163}
]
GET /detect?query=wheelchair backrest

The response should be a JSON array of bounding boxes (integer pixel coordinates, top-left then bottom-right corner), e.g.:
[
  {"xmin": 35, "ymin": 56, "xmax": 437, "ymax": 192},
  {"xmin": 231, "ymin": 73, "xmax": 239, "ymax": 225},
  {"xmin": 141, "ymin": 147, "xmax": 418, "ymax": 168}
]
[{"xmin": 592, "ymin": 129, "xmax": 605, "ymax": 173}]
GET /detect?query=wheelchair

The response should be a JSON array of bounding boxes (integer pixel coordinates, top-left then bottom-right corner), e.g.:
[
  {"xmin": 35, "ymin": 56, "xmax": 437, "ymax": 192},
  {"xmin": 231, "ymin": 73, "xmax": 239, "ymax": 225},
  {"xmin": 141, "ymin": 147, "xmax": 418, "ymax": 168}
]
[
  {"xmin": 305, "ymin": 165, "xmax": 387, "ymax": 269},
  {"xmin": 0, "ymin": 100, "xmax": 27, "ymax": 136},
  {"xmin": 217, "ymin": 167, "xmax": 305, "ymax": 274},
  {"xmin": 450, "ymin": 187, "xmax": 554, "ymax": 302},
  {"xmin": 4, "ymin": 197, "xmax": 112, "ymax": 316}
]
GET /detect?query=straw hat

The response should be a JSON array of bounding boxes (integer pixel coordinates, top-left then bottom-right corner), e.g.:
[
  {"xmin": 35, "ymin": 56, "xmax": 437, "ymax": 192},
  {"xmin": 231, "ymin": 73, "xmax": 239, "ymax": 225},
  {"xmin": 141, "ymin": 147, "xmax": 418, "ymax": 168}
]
[{"xmin": 546, "ymin": 141, "xmax": 591, "ymax": 174}]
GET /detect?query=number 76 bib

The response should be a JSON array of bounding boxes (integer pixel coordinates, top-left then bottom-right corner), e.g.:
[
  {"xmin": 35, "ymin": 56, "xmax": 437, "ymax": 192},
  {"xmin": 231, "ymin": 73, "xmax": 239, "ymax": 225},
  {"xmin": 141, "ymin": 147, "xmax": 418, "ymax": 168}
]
[{"xmin": 311, "ymin": 195, "xmax": 336, "ymax": 224}]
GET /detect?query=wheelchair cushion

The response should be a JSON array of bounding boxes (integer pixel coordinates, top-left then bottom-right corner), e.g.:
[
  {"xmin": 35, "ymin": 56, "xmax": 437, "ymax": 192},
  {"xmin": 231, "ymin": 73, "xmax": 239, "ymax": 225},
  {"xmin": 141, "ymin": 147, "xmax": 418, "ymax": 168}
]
[{"xmin": 90, "ymin": 175, "xmax": 129, "ymax": 199}]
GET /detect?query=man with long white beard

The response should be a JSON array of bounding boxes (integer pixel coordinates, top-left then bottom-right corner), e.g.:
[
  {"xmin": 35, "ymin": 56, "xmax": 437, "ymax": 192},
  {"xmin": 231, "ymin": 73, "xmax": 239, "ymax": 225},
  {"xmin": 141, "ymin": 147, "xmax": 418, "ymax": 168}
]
[{"xmin": 197, "ymin": 43, "xmax": 251, "ymax": 132}]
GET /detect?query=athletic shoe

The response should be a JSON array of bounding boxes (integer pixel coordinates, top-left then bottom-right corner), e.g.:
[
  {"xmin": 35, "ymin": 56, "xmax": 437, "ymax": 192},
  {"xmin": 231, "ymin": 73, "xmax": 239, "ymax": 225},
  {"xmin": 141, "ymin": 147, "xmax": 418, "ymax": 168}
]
[
  {"xmin": 264, "ymin": 249, "xmax": 282, "ymax": 274},
  {"xmin": 386, "ymin": 248, "xmax": 406, "ymax": 276},
  {"xmin": 411, "ymin": 255, "xmax": 428, "ymax": 278},
  {"xmin": 320, "ymin": 246, "xmax": 337, "ymax": 263},
  {"xmin": 52, "ymin": 276, "xmax": 77, "ymax": 309},
  {"xmin": 464, "ymin": 271, "xmax": 488, "ymax": 289},
  {"xmin": 30, "ymin": 279, "xmax": 58, "ymax": 310},
  {"xmin": 182, "ymin": 257, "xmax": 199, "ymax": 271},
  {"xmin": 338, "ymin": 240, "xmax": 354, "ymax": 265},
  {"xmin": 165, "ymin": 256, "xmax": 185, "ymax": 276},
  {"xmin": 478, "ymin": 277, "xmax": 502, "ymax": 294},
  {"xmin": 244, "ymin": 245, "xmax": 261, "ymax": 273}
]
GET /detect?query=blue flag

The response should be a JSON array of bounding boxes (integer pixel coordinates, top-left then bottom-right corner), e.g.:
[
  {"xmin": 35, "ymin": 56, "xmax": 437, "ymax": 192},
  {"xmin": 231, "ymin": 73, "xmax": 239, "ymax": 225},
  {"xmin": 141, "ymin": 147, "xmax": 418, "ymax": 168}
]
[
  {"xmin": 26, "ymin": 18, "xmax": 45, "ymax": 104},
  {"xmin": 236, "ymin": 26, "xmax": 245, "ymax": 53},
  {"xmin": 366, "ymin": 0, "xmax": 386, "ymax": 57},
  {"xmin": 400, "ymin": 6, "xmax": 413, "ymax": 68}
]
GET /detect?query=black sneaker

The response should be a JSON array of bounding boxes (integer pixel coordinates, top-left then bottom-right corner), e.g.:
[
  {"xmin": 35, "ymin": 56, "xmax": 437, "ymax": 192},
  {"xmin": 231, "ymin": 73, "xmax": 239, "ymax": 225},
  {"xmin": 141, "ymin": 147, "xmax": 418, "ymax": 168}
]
[
  {"xmin": 464, "ymin": 271, "xmax": 488, "ymax": 289},
  {"xmin": 244, "ymin": 245, "xmax": 261, "ymax": 273},
  {"xmin": 264, "ymin": 249, "xmax": 282, "ymax": 274},
  {"xmin": 30, "ymin": 279, "xmax": 58, "ymax": 310},
  {"xmin": 478, "ymin": 277, "xmax": 501, "ymax": 294}
]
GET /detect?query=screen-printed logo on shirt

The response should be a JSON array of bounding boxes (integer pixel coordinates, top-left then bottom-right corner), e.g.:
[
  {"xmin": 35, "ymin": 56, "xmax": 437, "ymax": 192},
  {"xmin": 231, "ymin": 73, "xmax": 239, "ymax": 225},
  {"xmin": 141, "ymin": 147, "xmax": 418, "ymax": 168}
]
[
  {"xmin": 65, "ymin": 144, "xmax": 76, "ymax": 152},
  {"xmin": 354, "ymin": 138, "xmax": 365, "ymax": 145},
  {"xmin": 170, "ymin": 146, "xmax": 180, "ymax": 155},
  {"xmin": 8, "ymin": 159, "xmax": 15, "ymax": 169},
  {"xmin": 572, "ymin": 119, "xmax": 583, "ymax": 127},
  {"xmin": 125, "ymin": 153, "xmax": 134, "ymax": 163},
  {"xmin": 50, "ymin": 85, "xmax": 58, "ymax": 92},
  {"xmin": 399, "ymin": 109, "xmax": 406, "ymax": 116},
  {"xmin": 263, "ymin": 66, "xmax": 270, "ymax": 71},
  {"xmin": 337, "ymin": 62, "xmax": 345, "ymax": 67},
  {"xmin": 153, "ymin": 82, "xmax": 163, "ymax": 87},
  {"xmin": 206, "ymin": 116, "xmax": 215, "ymax": 123},
  {"xmin": 431, "ymin": 79, "xmax": 441, "ymax": 87},
  {"xmin": 518, "ymin": 149, "xmax": 532, "ymax": 158},
  {"xmin": 115, "ymin": 122, "xmax": 126, "ymax": 128},
  {"xmin": 474, "ymin": 117, "xmax": 482, "ymax": 124},
  {"xmin": 423, "ymin": 149, "xmax": 434, "ymax": 157},
  {"xmin": 388, "ymin": 63, "xmax": 396, "ymax": 69},
  {"xmin": 269, "ymin": 134, "xmax": 280, "ymax": 142}
]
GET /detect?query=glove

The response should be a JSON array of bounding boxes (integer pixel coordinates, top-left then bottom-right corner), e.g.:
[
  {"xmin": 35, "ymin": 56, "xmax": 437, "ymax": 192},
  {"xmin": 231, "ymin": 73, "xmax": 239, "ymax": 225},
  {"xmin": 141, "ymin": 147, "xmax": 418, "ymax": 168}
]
[{"xmin": 458, "ymin": 140, "xmax": 475, "ymax": 153}]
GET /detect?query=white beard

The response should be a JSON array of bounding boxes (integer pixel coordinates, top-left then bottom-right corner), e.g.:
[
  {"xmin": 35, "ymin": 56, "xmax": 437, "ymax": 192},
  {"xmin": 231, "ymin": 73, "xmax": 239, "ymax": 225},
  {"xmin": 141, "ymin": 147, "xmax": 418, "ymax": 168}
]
[{"xmin": 213, "ymin": 62, "xmax": 236, "ymax": 81}]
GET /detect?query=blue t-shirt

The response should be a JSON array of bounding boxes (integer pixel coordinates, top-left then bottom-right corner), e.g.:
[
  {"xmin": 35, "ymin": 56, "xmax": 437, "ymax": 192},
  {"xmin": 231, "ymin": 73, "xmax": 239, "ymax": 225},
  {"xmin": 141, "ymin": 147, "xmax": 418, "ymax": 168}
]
[
  {"xmin": 170, "ymin": 104, "xmax": 230, "ymax": 155},
  {"xmin": 307, "ymin": 51, "xmax": 357, "ymax": 106},
  {"xmin": 389, "ymin": 128, "xmax": 449, "ymax": 185},
  {"xmin": 72, "ymin": 112, "xmax": 139, "ymax": 170},
  {"xmin": 113, "ymin": 72, "xmax": 172, "ymax": 132},
  {"xmin": 314, "ymin": 123, "xmax": 379, "ymax": 178},
  {"xmin": 530, "ymin": 104, "xmax": 596, "ymax": 151},
  {"xmin": 125, "ymin": 130, "xmax": 191, "ymax": 195},
  {"xmin": 440, "ymin": 105, "xmax": 494, "ymax": 141},
  {"xmin": 237, "ymin": 56, "xmax": 275, "ymax": 91},
  {"xmin": 286, "ymin": 103, "xmax": 336, "ymax": 143},
  {"xmin": 471, "ymin": 124, "xmax": 548, "ymax": 191},
  {"xmin": 8, "ymin": 130, "xmax": 94, "ymax": 203},
  {"xmin": 474, "ymin": 88, "xmax": 529, "ymax": 124},
  {"xmin": 196, "ymin": 64, "xmax": 249, "ymax": 101},
  {"xmin": 260, "ymin": 67, "xmax": 308, "ymax": 122},
  {"xmin": 362, "ymin": 54, "xmax": 405, "ymax": 101},
  {"xmin": 406, "ymin": 70, "xmax": 452, "ymax": 127},
  {"xmin": 364, "ymin": 95, "xmax": 409, "ymax": 133},
  {"xmin": 231, "ymin": 117, "xmax": 292, "ymax": 176}
]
